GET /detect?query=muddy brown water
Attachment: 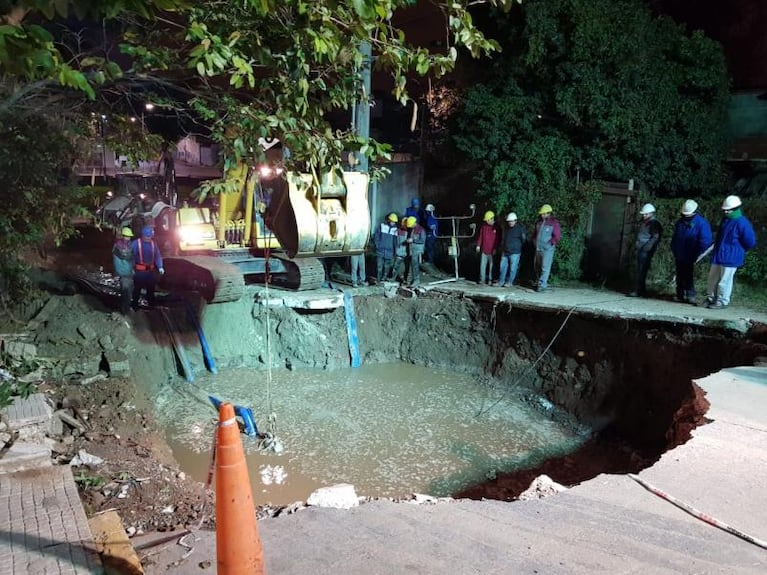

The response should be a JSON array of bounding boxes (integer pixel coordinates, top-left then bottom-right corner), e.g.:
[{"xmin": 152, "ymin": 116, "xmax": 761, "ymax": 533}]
[{"xmin": 151, "ymin": 364, "xmax": 587, "ymax": 505}]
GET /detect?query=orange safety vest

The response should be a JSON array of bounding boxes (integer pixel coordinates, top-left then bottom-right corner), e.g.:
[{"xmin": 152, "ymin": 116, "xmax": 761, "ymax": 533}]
[{"xmin": 134, "ymin": 239, "xmax": 156, "ymax": 272}]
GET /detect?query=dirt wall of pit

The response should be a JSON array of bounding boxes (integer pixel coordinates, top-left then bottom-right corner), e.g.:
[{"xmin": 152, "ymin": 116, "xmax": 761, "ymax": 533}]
[
  {"xmin": 128, "ymin": 291, "xmax": 767, "ymax": 453},
  {"xmin": 23, "ymin": 290, "xmax": 765, "ymax": 459}
]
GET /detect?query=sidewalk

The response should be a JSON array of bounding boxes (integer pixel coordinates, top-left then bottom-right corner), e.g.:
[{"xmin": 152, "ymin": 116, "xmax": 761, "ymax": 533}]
[{"xmin": 0, "ymin": 466, "xmax": 102, "ymax": 574}]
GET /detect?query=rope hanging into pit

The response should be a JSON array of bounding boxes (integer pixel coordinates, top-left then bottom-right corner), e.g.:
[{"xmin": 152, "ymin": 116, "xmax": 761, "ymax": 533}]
[{"xmin": 475, "ymin": 304, "xmax": 577, "ymax": 418}]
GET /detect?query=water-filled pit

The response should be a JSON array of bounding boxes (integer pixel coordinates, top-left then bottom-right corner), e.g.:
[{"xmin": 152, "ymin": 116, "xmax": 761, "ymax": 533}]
[
  {"xmin": 153, "ymin": 364, "xmax": 588, "ymax": 504},
  {"xmin": 133, "ymin": 290, "xmax": 766, "ymax": 505}
]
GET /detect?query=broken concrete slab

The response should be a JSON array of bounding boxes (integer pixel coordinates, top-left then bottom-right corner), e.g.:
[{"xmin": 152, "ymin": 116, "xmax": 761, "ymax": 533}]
[
  {"xmin": 0, "ymin": 441, "xmax": 52, "ymax": 474},
  {"xmin": 4, "ymin": 340, "xmax": 37, "ymax": 360},
  {"xmin": 1, "ymin": 393, "xmax": 53, "ymax": 440}
]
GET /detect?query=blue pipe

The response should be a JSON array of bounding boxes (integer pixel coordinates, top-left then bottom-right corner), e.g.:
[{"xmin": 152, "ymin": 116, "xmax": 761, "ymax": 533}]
[
  {"xmin": 186, "ymin": 301, "xmax": 218, "ymax": 374},
  {"xmin": 208, "ymin": 395, "xmax": 259, "ymax": 437}
]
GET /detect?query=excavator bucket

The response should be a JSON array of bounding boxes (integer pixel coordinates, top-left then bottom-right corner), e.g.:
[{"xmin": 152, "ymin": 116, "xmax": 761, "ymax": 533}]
[{"xmin": 267, "ymin": 171, "xmax": 370, "ymax": 258}]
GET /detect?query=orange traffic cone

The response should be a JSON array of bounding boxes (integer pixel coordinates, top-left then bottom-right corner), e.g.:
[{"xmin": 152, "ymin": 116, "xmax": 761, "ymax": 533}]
[{"xmin": 215, "ymin": 402, "xmax": 265, "ymax": 574}]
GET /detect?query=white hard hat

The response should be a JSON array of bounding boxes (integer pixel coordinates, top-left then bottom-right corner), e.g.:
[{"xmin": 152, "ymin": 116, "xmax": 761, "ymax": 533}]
[
  {"xmin": 425, "ymin": 203, "xmax": 435, "ymax": 212},
  {"xmin": 506, "ymin": 212, "xmax": 517, "ymax": 221},
  {"xmin": 722, "ymin": 195, "xmax": 742, "ymax": 210},
  {"xmin": 681, "ymin": 199, "xmax": 698, "ymax": 216},
  {"xmin": 639, "ymin": 203, "xmax": 656, "ymax": 215}
]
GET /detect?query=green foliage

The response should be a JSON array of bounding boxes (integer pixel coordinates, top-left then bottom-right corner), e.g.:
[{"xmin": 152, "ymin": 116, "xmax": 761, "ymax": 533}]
[
  {"xmin": 455, "ymin": 0, "xmax": 730, "ymax": 207},
  {"xmin": 119, "ymin": 0, "xmax": 519, "ymax": 172},
  {"xmin": 103, "ymin": 116, "xmax": 163, "ymax": 169},
  {"xmin": 0, "ymin": 109, "xmax": 91, "ymax": 297},
  {"xmin": 73, "ymin": 470, "xmax": 105, "ymax": 489},
  {"xmin": 0, "ymin": 381, "xmax": 36, "ymax": 411},
  {"xmin": 0, "ymin": 347, "xmax": 39, "ymax": 410}
]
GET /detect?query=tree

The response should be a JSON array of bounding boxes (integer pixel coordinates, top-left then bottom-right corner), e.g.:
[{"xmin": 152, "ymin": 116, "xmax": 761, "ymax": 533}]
[
  {"xmin": 2, "ymin": 0, "xmax": 522, "ymax": 171},
  {"xmin": 454, "ymin": 0, "xmax": 731, "ymax": 216},
  {"xmin": 0, "ymin": 0, "xmax": 521, "ymax": 300}
]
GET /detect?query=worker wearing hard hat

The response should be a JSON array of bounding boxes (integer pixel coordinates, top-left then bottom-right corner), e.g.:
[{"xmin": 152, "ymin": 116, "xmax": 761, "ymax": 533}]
[
  {"xmin": 373, "ymin": 212, "xmax": 400, "ymax": 282},
  {"xmin": 403, "ymin": 216, "xmax": 426, "ymax": 287},
  {"xmin": 130, "ymin": 226, "xmax": 165, "ymax": 308},
  {"xmin": 532, "ymin": 204, "xmax": 561, "ymax": 293},
  {"xmin": 423, "ymin": 204, "xmax": 439, "ymax": 265},
  {"xmin": 475, "ymin": 211, "xmax": 500, "ymax": 285},
  {"xmin": 628, "ymin": 203, "xmax": 662, "ymax": 297},
  {"xmin": 498, "ymin": 212, "xmax": 527, "ymax": 287},
  {"xmin": 670, "ymin": 199, "xmax": 712, "ymax": 305},
  {"xmin": 705, "ymin": 195, "xmax": 756, "ymax": 309},
  {"xmin": 112, "ymin": 227, "xmax": 135, "ymax": 315}
]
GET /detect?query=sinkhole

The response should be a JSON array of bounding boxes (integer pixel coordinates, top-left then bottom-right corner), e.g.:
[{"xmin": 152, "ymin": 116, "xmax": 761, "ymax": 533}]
[{"xmin": 134, "ymin": 292, "xmax": 767, "ymax": 506}]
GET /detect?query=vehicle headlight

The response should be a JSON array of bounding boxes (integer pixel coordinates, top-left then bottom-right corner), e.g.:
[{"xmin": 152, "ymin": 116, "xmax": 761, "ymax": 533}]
[{"xmin": 180, "ymin": 227, "xmax": 203, "ymax": 243}]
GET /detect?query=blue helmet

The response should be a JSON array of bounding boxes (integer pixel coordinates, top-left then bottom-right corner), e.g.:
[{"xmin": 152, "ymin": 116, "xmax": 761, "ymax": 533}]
[
  {"xmin": 411, "ymin": 197, "xmax": 420, "ymax": 208},
  {"xmin": 141, "ymin": 226, "xmax": 154, "ymax": 238}
]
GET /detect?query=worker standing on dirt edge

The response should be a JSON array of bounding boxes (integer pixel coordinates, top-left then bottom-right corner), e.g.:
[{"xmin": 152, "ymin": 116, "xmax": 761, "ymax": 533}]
[
  {"xmin": 532, "ymin": 205, "xmax": 561, "ymax": 293},
  {"xmin": 671, "ymin": 200, "xmax": 713, "ymax": 305},
  {"xmin": 475, "ymin": 211, "xmax": 500, "ymax": 285},
  {"xmin": 392, "ymin": 219, "xmax": 409, "ymax": 282},
  {"xmin": 404, "ymin": 216, "xmax": 426, "ymax": 287},
  {"xmin": 423, "ymin": 204, "xmax": 439, "ymax": 265},
  {"xmin": 705, "ymin": 195, "xmax": 757, "ymax": 309},
  {"xmin": 628, "ymin": 203, "xmax": 662, "ymax": 298},
  {"xmin": 349, "ymin": 252, "xmax": 368, "ymax": 287},
  {"xmin": 498, "ymin": 212, "xmax": 526, "ymax": 287},
  {"xmin": 374, "ymin": 213, "xmax": 399, "ymax": 282},
  {"xmin": 112, "ymin": 228, "xmax": 135, "ymax": 315},
  {"xmin": 131, "ymin": 226, "xmax": 164, "ymax": 309}
]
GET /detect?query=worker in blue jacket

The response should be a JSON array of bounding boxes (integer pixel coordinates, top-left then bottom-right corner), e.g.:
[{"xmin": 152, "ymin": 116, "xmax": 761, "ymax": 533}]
[
  {"xmin": 706, "ymin": 195, "xmax": 757, "ymax": 309},
  {"xmin": 131, "ymin": 226, "xmax": 164, "ymax": 308},
  {"xmin": 670, "ymin": 199, "xmax": 712, "ymax": 305},
  {"xmin": 423, "ymin": 203, "xmax": 439, "ymax": 264},
  {"xmin": 373, "ymin": 213, "xmax": 400, "ymax": 282}
]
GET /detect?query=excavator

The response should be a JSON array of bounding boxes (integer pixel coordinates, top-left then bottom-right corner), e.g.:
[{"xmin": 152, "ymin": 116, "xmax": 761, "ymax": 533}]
[{"xmin": 153, "ymin": 162, "xmax": 370, "ymax": 303}]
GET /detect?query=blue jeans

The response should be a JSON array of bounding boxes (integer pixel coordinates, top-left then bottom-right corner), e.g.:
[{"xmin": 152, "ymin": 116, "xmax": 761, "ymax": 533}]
[
  {"xmin": 535, "ymin": 247, "xmax": 555, "ymax": 289},
  {"xmin": 478, "ymin": 252, "xmax": 494, "ymax": 284},
  {"xmin": 350, "ymin": 254, "xmax": 366, "ymax": 285},
  {"xmin": 498, "ymin": 253, "xmax": 521, "ymax": 286}
]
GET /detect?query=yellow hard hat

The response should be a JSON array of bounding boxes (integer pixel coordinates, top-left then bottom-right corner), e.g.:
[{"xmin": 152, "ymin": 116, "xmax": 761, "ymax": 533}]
[
  {"xmin": 406, "ymin": 216, "xmax": 417, "ymax": 228},
  {"xmin": 121, "ymin": 227, "xmax": 134, "ymax": 238},
  {"xmin": 539, "ymin": 204, "xmax": 553, "ymax": 215},
  {"xmin": 483, "ymin": 210, "xmax": 495, "ymax": 222},
  {"xmin": 387, "ymin": 213, "xmax": 398, "ymax": 223}
]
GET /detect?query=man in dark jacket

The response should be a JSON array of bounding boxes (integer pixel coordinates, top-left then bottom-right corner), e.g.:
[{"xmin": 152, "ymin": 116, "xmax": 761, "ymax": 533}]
[
  {"xmin": 373, "ymin": 212, "xmax": 399, "ymax": 282},
  {"xmin": 532, "ymin": 204, "xmax": 561, "ymax": 292},
  {"xmin": 670, "ymin": 199, "xmax": 712, "ymax": 305},
  {"xmin": 706, "ymin": 195, "xmax": 757, "ymax": 309},
  {"xmin": 629, "ymin": 203, "xmax": 662, "ymax": 297},
  {"xmin": 498, "ymin": 212, "xmax": 526, "ymax": 287},
  {"xmin": 423, "ymin": 204, "xmax": 439, "ymax": 264}
]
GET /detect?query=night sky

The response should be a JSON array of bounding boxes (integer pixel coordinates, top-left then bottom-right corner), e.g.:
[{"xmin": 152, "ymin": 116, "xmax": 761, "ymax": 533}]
[{"xmin": 650, "ymin": 0, "xmax": 767, "ymax": 90}]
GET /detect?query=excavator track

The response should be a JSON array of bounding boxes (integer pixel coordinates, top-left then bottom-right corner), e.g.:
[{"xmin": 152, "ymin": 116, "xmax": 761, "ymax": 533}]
[
  {"xmin": 270, "ymin": 257, "xmax": 326, "ymax": 291},
  {"xmin": 162, "ymin": 255, "xmax": 245, "ymax": 303}
]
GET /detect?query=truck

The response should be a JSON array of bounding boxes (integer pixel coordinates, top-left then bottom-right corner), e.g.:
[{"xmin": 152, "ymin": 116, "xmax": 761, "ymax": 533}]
[{"xmin": 150, "ymin": 162, "xmax": 370, "ymax": 302}]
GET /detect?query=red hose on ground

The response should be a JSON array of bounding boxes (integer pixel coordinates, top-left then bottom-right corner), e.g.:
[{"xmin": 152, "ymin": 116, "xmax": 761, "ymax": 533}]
[{"xmin": 628, "ymin": 473, "xmax": 767, "ymax": 550}]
